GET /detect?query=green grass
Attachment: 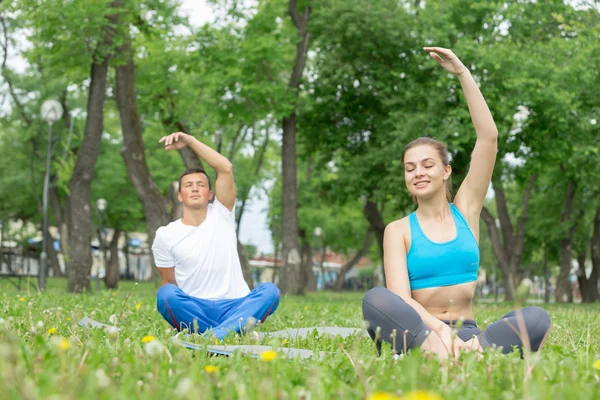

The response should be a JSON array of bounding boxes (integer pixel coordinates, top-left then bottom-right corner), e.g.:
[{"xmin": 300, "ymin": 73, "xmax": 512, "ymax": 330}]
[{"xmin": 1, "ymin": 278, "xmax": 599, "ymax": 399}]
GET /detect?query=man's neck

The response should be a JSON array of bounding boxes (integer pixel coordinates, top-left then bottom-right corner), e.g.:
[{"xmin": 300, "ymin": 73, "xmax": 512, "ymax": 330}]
[{"xmin": 181, "ymin": 207, "xmax": 209, "ymax": 227}]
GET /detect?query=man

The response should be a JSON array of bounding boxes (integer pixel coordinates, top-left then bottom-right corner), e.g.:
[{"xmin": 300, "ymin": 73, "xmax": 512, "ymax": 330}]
[{"xmin": 152, "ymin": 131, "xmax": 280, "ymax": 339}]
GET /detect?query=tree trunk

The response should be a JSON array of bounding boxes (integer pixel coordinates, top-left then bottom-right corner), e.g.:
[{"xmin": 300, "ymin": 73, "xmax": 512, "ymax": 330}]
[
  {"xmin": 105, "ymin": 228, "xmax": 122, "ymax": 289},
  {"xmin": 179, "ymin": 146, "xmax": 204, "ymax": 169},
  {"xmin": 168, "ymin": 181, "xmax": 183, "ymax": 220},
  {"xmin": 44, "ymin": 225, "xmax": 62, "ymax": 277},
  {"xmin": 278, "ymin": 1, "xmax": 311, "ymax": 295},
  {"xmin": 67, "ymin": 3, "xmax": 121, "ymax": 293},
  {"xmin": 299, "ymin": 228, "xmax": 317, "ymax": 292},
  {"xmin": 115, "ymin": 31, "xmax": 171, "ymax": 286},
  {"xmin": 580, "ymin": 205, "xmax": 600, "ymax": 303},
  {"xmin": 363, "ymin": 199, "xmax": 386, "ymax": 287},
  {"xmin": 555, "ymin": 180, "xmax": 576, "ymax": 303},
  {"xmin": 237, "ymin": 240, "xmax": 255, "ymax": 290},
  {"xmin": 334, "ymin": 229, "xmax": 372, "ymax": 291},
  {"xmin": 124, "ymin": 231, "xmax": 131, "ymax": 280},
  {"xmin": 481, "ymin": 173, "xmax": 537, "ymax": 301},
  {"xmin": 50, "ymin": 187, "xmax": 70, "ymax": 267},
  {"xmin": 543, "ymin": 244, "xmax": 550, "ymax": 303}
]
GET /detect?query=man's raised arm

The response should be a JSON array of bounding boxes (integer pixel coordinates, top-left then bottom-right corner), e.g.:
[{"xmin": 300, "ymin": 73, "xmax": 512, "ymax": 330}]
[{"xmin": 159, "ymin": 132, "xmax": 236, "ymax": 211}]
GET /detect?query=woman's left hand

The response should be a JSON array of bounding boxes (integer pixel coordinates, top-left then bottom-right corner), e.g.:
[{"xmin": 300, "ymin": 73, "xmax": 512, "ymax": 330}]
[{"xmin": 423, "ymin": 47, "xmax": 469, "ymax": 76}]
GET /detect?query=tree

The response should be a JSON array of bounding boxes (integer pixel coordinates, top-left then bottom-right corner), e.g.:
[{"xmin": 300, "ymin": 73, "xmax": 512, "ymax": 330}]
[{"xmin": 277, "ymin": 0, "xmax": 312, "ymax": 295}]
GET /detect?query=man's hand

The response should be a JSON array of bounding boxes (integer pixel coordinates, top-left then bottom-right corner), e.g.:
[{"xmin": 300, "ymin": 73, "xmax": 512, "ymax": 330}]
[
  {"xmin": 423, "ymin": 47, "xmax": 469, "ymax": 77},
  {"xmin": 159, "ymin": 131, "xmax": 194, "ymax": 150}
]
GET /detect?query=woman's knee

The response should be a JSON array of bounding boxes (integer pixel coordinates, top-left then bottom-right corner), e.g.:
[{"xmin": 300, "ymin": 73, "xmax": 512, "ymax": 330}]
[
  {"xmin": 363, "ymin": 287, "xmax": 393, "ymax": 309},
  {"xmin": 523, "ymin": 306, "xmax": 551, "ymax": 345}
]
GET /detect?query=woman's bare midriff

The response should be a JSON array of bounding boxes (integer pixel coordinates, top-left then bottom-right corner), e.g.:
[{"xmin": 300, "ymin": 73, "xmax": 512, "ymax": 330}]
[{"xmin": 411, "ymin": 281, "xmax": 477, "ymax": 321}]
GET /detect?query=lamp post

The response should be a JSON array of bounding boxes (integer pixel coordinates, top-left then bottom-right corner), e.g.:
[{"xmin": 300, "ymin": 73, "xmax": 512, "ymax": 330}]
[
  {"xmin": 39, "ymin": 100, "xmax": 64, "ymax": 291},
  {"xmin": 96, "ymin": 198, "xmax": 108, "ymax": 290}
]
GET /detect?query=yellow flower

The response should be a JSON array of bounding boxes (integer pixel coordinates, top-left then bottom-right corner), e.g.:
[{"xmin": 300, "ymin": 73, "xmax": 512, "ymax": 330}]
[
  {"xmin": 303, "ymin": 306, "xmax": 308, "ymax": 311},
  {"xmin": 368, "ymin": 392, "xmax": 400, "ymax": 400},
  {"xmin": 214, "ymin": 339, "xmax": 220, "ymax": 345},
  {"xmin": 66, "ymin": 317, "xmax": 71, "ymax": 321},
  {"xmin": 259, "ymin": 349, "xmax": 278, "ymax": 362},
  {"xmin": 141, "ymin": 335, "xmax": 156, "ymax": 344},
  {"xmin": 402, "ymin": 390, "xmax": 444, "ymax": 400},
  {"xmin": 136, "ymin": 302, "xmax": 142, "ymax": 311},
  {"xmin": 281, "ymin": 339, "xmax": 289, "ymax": 345},
  {"xmin": 204, "ymin": 365, "xmax": 219, "ymax": 374},
  {"xmin": 47, "ymin": 327, "xmax": 57, "ymax": 335},
  {"xmin": 19, "ymin": 297, "xmax": 25, "ymax": 302},
  {"xmin": 594, "ymin": 359, "xmax": 600, "ymax": 370},
  {"xmin": 111, "ymin": 292, "xmax": 117, "ymax": 297},
  {"xmin": 59, "ymin": 338, "xmax": 71, "ymax": 351}
]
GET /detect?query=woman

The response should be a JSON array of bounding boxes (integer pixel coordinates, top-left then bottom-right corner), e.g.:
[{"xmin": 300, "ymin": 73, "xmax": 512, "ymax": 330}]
[{"xmin": 362, "ymin": 47, "xmax": 550, "ymax": 359}]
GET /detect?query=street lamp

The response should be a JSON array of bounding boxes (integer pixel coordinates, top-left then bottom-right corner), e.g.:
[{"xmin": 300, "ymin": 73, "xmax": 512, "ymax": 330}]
[
  {"xmin": 39, "ymin": 99, "xmax": 64, "ymax": 291},
  {"xmin": 96, "ymin": 198, "xmax": 108, "ymax": 290}
]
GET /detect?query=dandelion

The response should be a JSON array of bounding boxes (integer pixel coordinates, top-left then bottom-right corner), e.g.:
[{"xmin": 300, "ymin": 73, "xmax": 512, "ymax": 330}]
[
  {"xmin": 281, "ymin": 339, "xmax": 289, "ymax": 346},
  {"xmin": 141, "ymin": 335, "xmax": 156, "ymax": 344},
  {"xmin": 58, "ymin": 338, "xmax": 71, "ymax": 351},
  {"xmin": 204, "ymin": 365, "xmax": 219, "ymax": 374},
  {"xmin": 367, "ymin": 392, "xmax": 400, "ymax": 400},
  {"xmin": 19, "ymin": 297, "xmax": 25, "ymax": 302},
  {"xmin": 66, "ymin": 318, "xmax": 71, "ymax": 321},
  {"xmin": 594, "ymin": 360, "xmax": 600, "ymax": 370},
  {"xmin": 402, "ymin": 390, "xmax": 444, "ymax": 400},
  {"xmin": 175, "ymin": 378, "xmax": 194, "ymax": 396},
  {"xmin": 214, "ymin": 339, "xmax": 220, "ymax": 345},
  {"xmin": 136, "ymin": 302, "xmax": 142, "ymax": 311},
  {"xmin": 144, "ymin": 339, "xmax": 165, "ymax": 356},
  {"xmin": 109, "ymin": 314, "xmax": 118, "ymax": 324},
  {"xmin": 304, "ymin": 306, "xmax": 308, "ymax": 311},
  {"xmin": 112, "ymin": 292, "xmax": 117, "ymax": 297},
  {"xmin": 47, "ymin": 327, "xmax": 57, "ymax": 335},
  {"xmin": 259, "ymin": 349, "xmax": 278, "ymax": 362},
  {"xmin": 106, "ymin": 326, "xmax": 120, "ymax": 338},
  {"xmin": 95, "ymin": 369, "xmax": 111, "ymax": 389}
]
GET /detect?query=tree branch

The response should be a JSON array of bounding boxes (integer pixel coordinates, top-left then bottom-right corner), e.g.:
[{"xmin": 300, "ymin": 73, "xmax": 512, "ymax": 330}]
[
  {"xmin": 481, "ymin": 206, "xmax": 509, "ymax": 269},
  {"xmin": 512, "ymin": 172, "xmax": 538, "ymax": 265},
  {"xmin": 492, "ymin": 179, "xmax": 514, "ymax": 249}
]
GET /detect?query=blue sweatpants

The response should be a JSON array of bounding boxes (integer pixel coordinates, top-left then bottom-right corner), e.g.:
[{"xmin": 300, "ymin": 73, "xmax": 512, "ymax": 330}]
[{"xmin": 156, "ymin": 282, "xmax": 280, "ymax": 339}]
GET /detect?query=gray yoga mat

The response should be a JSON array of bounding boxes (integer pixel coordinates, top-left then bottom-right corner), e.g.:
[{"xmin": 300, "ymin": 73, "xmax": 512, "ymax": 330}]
[
  {"xmin": 77, "ymin": 317, "xmax": 359, "ymax": 360},
  {"xmin": 258, "ymin": 326, "xmax": 368, "ymax": 340},
  {"xmin": 176, "ymin": 341, "xmax": 325, "ymax": 360}
]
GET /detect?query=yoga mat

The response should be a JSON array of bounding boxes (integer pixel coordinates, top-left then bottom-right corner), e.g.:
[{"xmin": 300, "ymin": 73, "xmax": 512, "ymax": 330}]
[
  {"xmin": 258, "ymin": 326, "xmax": 367, "ymax": 340},
  {"xmin": 77, "ymin": 317, "xmax": 335, "ymax": 360},
  {"xmin": 175, "ymin": 341, "xmax": 325, "ymax": 360}
]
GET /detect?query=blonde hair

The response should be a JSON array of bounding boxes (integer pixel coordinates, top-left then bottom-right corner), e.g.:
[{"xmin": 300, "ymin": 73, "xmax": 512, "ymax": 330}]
[{"xmin": 401, "ymin": 137, "xmax": 453, "ymax": 203}]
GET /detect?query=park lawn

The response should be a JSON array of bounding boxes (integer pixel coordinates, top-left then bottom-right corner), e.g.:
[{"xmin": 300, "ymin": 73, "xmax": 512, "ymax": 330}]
[{"xmin": 0, "ymin": 278, "xmax": 599, "ymax": 400}]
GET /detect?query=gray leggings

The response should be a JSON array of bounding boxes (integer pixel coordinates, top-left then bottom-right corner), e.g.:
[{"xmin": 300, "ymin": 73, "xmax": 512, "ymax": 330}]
[{"xmin": 362, "ymin": 287, "xmax": 551, "ymax": 356}]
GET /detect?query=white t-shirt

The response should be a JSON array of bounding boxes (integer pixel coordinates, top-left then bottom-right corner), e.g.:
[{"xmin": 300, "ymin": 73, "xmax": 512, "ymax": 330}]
[{"xmin": 151, "ymin": 198, "xmax": 250, "ymax": 300}]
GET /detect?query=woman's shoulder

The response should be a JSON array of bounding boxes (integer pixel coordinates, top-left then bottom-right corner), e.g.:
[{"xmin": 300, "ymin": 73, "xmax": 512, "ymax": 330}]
[{"xmin": 386, "ymin": 216, "xmax": 411, "ymax": 235}]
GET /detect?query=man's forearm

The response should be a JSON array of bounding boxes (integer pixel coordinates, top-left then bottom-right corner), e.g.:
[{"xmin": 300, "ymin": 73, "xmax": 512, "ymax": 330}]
[{"xmin": 187, "ymin": 137, "xmax": 232, "ymax": 174}]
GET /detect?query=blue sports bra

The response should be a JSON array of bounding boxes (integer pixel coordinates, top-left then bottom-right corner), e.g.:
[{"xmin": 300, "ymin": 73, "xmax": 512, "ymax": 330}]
[{"xmin": 406, "ymin": 204, "xmax": 479, "ymax": 290}]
